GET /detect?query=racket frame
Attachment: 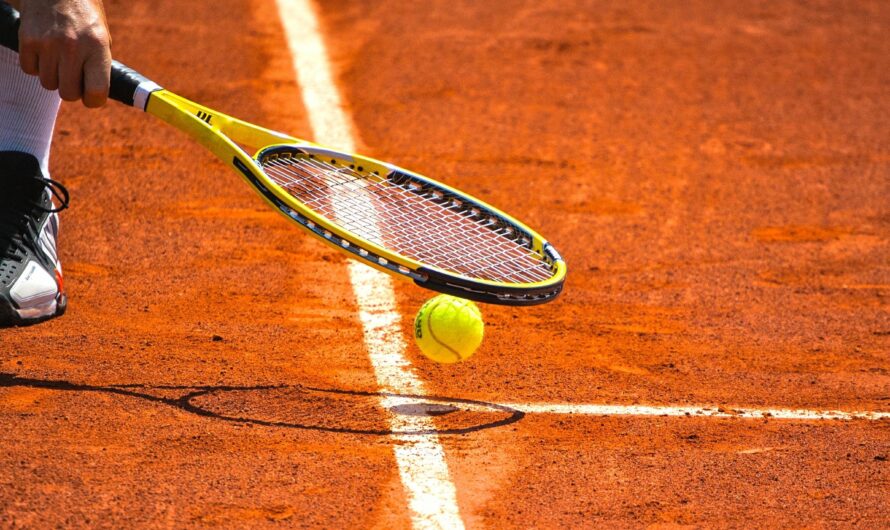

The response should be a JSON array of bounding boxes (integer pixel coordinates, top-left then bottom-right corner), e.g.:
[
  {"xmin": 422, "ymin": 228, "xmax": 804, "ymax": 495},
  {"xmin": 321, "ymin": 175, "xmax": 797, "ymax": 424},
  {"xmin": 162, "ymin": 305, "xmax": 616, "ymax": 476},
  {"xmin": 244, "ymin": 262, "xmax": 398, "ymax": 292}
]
[
  {"xmin": 143, "ymin": 89, "xmax": 566, "ymax": 305},
  {"xmin": 0, "ymin": 2, "xmax": 565, "ymax": 305}
]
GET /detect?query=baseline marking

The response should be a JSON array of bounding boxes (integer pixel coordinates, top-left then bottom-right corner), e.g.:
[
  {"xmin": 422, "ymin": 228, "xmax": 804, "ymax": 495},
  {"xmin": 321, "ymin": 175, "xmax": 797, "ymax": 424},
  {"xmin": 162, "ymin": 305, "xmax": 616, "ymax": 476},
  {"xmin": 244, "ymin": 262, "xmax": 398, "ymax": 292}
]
[
  {"xmin": 498, "ymin": 403, "xmax": 890, "ymax": 421},
  {"xmin": 275, "ymin": 1, "xmax": 465, "ymax": 529}
]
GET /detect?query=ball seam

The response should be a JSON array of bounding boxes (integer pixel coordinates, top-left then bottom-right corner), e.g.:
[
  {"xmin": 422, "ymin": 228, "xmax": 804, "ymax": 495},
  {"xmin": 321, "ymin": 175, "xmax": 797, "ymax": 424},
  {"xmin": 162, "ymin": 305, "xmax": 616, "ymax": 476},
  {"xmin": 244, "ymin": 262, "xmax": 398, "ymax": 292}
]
[{"xmin": 425, "ymin": 299, "xmax": 464, "ymax": 363}]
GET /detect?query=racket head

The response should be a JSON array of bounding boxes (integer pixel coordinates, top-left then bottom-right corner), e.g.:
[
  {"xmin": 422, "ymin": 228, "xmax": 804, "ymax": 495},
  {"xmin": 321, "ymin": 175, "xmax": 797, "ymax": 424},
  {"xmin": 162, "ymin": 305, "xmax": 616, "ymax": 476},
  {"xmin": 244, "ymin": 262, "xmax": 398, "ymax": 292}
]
[
  {"xmin": 145, "ymin": 90, "xmax": 565, "ymax": 305},
  {"xmin": 246, "ymin": 145, "xmax": 566, "ymax": 305}
]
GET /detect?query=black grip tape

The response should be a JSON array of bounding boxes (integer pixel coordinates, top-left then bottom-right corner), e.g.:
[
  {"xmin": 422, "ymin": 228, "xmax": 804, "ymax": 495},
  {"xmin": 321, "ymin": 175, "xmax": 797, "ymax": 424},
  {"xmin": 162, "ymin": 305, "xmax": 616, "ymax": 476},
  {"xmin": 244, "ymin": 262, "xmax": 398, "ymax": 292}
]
[
  {"xmin": 0, "ymin": 2, "xmax": 153, "ymax": 108},
  {"xmin": 109, "ymin": 60, "xmax": 151, "ymax": 107},
  {"xmin": 0, "ymin": 2, "xmax": 21, "ymax": 52}
]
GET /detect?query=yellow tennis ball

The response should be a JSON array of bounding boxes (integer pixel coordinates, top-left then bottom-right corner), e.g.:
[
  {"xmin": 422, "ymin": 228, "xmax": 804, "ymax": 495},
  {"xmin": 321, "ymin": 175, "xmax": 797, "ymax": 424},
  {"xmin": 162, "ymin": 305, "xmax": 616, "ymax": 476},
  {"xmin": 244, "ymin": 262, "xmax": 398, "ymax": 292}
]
[{"xmin": 413, "ymin": 294, "xmax": 484, "ymax": 364}]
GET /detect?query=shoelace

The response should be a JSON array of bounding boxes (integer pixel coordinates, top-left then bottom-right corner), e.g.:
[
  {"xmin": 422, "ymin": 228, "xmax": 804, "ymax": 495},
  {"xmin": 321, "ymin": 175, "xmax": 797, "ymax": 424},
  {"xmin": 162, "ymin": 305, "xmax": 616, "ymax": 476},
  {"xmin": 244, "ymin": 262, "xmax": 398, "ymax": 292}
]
[{"xmin": 0, "ymin": 176, "xmax": 70, "ymax": 262}]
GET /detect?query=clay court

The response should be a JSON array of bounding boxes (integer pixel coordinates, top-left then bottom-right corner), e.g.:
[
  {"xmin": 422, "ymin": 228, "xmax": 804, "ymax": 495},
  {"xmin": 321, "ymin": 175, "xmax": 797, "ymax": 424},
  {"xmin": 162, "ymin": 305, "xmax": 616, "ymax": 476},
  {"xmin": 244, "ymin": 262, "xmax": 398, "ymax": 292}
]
[{"xmin": 2, "ymin": 0, "xmax": 888, "ymax": 527}]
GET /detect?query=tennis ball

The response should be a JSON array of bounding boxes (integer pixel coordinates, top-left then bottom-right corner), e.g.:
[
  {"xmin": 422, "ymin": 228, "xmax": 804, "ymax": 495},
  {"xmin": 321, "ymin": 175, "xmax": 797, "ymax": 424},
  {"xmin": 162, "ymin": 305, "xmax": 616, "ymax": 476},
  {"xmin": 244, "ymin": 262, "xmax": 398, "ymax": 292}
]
[{"xmin": 413, "ymin": 294, "xmax": 484, "ymax": 364}]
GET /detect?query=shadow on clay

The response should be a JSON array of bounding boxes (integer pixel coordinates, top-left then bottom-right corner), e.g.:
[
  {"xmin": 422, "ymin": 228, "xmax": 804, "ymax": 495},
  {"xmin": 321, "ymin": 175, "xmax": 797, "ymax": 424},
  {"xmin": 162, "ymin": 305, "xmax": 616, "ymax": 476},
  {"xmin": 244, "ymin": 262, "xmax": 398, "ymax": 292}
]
[{"xmin": 0, "ymin": 372, "xmax": 523, "ymax": 436}]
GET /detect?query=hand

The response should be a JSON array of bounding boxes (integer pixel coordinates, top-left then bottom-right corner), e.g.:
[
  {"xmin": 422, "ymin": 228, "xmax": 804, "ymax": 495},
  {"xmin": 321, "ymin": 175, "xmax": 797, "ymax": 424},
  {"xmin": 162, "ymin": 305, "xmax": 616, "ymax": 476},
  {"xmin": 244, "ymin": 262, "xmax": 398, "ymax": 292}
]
[{"xmin": 14, "ymin": 0, "xmax": 111, "ymax": 107}]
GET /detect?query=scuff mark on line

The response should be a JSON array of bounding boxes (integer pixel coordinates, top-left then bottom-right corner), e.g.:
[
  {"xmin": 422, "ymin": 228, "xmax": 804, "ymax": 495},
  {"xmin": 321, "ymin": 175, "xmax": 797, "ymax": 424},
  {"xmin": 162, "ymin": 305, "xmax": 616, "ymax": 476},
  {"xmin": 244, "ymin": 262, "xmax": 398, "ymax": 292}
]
[{"xmin": 497, "ymin": 402, "xmax": 890, "ymax": 421}]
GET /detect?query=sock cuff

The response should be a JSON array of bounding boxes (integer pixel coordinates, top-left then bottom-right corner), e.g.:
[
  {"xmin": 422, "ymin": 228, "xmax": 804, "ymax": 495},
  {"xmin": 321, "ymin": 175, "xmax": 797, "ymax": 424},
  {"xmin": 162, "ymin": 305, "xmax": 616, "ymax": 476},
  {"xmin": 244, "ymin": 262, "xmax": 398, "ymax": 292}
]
[{"xmin": 0, "ymin": 47, "xmax": 62, "ymax": 176}]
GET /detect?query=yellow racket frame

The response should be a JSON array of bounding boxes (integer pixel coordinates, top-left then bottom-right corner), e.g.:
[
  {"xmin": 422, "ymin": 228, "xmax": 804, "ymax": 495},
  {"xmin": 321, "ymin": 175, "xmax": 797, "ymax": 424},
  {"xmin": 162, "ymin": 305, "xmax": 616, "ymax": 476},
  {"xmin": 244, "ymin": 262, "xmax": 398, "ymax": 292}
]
[
  {"xmin": 145, "ymin": 90, "xmax": 567, "ymax": 303},
  {"xmin": 0, "ymin": 1, "xmax": 565, "ymax": 304}
]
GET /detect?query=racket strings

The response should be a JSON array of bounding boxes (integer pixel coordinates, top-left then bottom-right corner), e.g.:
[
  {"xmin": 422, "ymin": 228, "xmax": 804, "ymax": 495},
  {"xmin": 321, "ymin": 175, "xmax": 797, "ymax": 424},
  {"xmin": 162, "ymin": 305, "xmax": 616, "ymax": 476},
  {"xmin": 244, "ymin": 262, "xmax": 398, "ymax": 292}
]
[
  {"xmin": 267, "ymin": 157, "xmax": 540, "ymax": 273},
  {"xmin": 269, "ymin": 161, "xmax": 541, "ymax": 283},
  {"xmin": 286, "ymin": 165, "xmax": 551, "ymax": 285},
  {"xmin": 262, "ymin": 156, "xmax": 554, "ymax": 284},
  {"xmin": 286, "ymin": 158, "xmax": 543, "ymax": 272},
  {"xmin": 265, "ymin": 157, "xmax": 552, "ymax": 284}
]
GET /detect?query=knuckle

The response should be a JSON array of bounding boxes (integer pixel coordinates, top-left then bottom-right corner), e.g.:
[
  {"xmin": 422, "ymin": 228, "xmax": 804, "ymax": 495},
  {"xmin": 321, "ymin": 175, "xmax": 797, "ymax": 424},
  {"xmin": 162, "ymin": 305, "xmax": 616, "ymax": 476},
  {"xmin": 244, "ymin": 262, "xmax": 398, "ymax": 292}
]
[
  {"xmin": 58, "ymin": 31, "xmax": 79, "ymax": 50},
  {"xmin": 83, "ymin": 28, "xmax": 110, "ymax": 48},
  {"xmin": 20, "ymin": 61, "xmax": 38, "ymax": 75},
  {"xmin": 19, "ymin": 34, "xmax": 40, "ymax": 48},
  {"xmin": 19, "ymin": 42, "xmax": 42, "ymax": 57}
]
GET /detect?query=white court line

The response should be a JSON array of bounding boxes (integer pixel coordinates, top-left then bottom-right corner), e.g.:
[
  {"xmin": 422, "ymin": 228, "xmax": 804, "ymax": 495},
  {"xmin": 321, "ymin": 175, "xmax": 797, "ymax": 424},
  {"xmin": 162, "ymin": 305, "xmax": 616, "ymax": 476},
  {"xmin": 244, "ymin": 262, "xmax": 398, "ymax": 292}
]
[
  {"xmin": 276, "ymin": 1, "xmax": 465, "ymax": 529},
  {"xmin": 498, "ymin": 403, "xmax": 890, "ymax": 421},
  {"xmin": 271, "ymin": 1, "xmax": 888, "ymax": 526}
]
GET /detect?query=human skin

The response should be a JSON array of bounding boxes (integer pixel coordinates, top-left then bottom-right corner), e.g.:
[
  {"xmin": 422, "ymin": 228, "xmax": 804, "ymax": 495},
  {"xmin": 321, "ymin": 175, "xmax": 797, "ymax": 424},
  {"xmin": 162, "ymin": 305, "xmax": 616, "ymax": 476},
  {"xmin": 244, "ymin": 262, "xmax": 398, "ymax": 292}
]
[{"xmin": 7, "ymin": 0, "xmax": 111, "ymax": 107}]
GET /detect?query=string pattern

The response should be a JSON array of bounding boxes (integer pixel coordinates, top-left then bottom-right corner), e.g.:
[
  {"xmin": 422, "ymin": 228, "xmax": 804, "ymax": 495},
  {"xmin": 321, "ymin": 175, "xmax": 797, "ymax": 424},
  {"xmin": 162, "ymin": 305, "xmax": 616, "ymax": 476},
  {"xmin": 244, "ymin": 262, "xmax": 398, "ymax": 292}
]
[{"xmin": 260, "ymin": 153, "xmax": 554, "ymax": 284}]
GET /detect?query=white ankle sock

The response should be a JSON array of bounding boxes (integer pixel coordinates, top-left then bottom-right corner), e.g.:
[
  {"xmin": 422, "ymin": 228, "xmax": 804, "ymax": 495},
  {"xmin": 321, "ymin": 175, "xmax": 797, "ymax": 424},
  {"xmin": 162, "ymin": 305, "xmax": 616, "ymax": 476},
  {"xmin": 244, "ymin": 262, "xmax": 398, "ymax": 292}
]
[{"xmin": 0, "ymin": 47, "xmax": 61, "ymax": 176}]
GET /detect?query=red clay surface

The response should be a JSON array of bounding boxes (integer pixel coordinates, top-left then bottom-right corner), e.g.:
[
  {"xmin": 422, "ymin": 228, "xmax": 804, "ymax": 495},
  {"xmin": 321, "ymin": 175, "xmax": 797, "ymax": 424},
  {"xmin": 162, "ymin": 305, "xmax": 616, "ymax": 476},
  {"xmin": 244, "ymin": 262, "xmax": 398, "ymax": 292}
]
[{"xmin": 2, "ymin": 0, "xmax": 888, "ymax": 527}]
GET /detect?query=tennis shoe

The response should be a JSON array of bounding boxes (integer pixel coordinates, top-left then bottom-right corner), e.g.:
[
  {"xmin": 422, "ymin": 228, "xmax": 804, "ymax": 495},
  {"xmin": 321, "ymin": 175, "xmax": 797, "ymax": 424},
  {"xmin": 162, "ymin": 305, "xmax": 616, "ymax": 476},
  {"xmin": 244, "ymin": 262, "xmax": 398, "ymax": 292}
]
[{"xmin": 0, "ymin": 152, "xmax": 69, "ymax": 327}]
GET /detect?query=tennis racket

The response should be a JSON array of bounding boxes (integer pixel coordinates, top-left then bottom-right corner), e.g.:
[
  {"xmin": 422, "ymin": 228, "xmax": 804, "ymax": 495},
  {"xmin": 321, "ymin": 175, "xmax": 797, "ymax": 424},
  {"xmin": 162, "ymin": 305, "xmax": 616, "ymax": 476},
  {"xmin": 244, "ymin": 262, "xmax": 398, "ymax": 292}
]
[{"xmin": 0, "ymin": 4, "xmax": 565, "ymax": 305}]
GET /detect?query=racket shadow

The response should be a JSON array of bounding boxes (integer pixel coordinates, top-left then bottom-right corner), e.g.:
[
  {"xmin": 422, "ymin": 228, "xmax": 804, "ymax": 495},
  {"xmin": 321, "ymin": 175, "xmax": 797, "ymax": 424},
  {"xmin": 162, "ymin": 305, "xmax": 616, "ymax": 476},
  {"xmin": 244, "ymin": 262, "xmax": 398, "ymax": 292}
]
[{"xmin": 0, "ymin": 373, "xmax": 523, "ymax": 436}]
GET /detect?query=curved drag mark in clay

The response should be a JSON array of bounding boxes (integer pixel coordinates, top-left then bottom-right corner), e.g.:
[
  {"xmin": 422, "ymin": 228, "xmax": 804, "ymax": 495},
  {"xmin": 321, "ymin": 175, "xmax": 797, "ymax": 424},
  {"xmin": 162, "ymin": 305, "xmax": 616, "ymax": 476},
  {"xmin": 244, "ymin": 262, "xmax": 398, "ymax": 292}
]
[{"xmin": 0, "ymin": 373, "xmax": 523, "ymax": 436}]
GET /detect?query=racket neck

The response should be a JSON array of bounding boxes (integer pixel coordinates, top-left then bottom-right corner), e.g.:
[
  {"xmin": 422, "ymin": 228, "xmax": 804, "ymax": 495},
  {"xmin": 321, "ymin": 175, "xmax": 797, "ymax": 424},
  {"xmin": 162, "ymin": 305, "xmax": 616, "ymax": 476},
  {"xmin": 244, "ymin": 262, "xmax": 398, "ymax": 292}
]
[{"xmin": 146, "ymin": 91, "xmax": 302, "ymax": 155}]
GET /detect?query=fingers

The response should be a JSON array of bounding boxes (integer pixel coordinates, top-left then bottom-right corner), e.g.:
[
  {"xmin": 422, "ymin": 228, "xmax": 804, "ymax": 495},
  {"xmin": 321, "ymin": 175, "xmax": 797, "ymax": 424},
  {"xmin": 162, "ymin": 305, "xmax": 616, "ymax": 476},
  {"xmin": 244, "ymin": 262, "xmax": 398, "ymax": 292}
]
[
  {"xmin": 18, "ymin": 41, "xmax": 39, "ymax": 75},
  {"xmin": 18, "ymin": 29, "xmax": 110, "ymax": 106},
  {"xmin": 16, "ymin": 0, "xmax": 112, "ymax": 108},
  {"xmin": 37, "ymin": 46, "xmax": 60, "ymax": 91},
  {"xmin": 18, "ymin": 27, "xmax": 59, "ymax": 89},
  {"xmin": 58, "ymin": 52, "xmax": 82, "ymax": 102},
  {"xmin": 81, "ymin": 48, "xmax": 110, "ymax": 108},
  {"xmin": 59, "ymin": 35, "xmax": 111, "ymax": 106}
]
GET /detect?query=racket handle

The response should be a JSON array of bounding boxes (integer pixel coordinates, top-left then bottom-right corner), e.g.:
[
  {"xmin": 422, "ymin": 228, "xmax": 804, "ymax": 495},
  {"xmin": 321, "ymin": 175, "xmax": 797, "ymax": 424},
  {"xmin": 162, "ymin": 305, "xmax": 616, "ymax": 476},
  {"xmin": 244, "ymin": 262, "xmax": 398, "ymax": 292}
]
[
  {"xmin": 0, "ymin": 2, "xmax": 19, "ymax": 52},
  {"xmin": 109, "ymin": 61, "xmax": 160, "ymax": 109},
  {"xmin": 0, "ymin": 2, "xmax": 160, "ymax": 110}
]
